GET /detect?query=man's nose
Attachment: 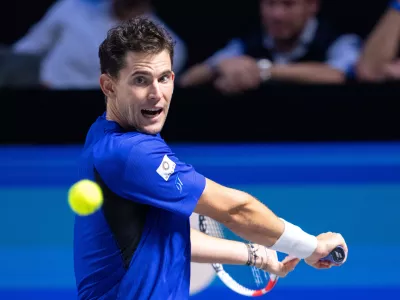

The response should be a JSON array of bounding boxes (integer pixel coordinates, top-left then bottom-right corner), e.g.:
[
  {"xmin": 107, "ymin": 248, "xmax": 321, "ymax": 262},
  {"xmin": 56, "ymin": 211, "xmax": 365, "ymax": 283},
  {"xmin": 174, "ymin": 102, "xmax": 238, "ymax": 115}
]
[{"xmin": 148, "ymin": 81, "xmax": 162, "ymax": 101}]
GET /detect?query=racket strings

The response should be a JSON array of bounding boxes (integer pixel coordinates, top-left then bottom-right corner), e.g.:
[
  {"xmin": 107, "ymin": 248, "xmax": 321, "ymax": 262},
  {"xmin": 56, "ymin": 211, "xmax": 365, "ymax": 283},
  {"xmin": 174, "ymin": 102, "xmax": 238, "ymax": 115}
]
[
  {"xmin": 201, "ymin": 216, "xmax": 269, "ymax": 287},
  {"xmin": 263, "ymin": 269, "xmax": 270, "ymax": 281},
  {"xmin": 203, "ymin": 216, "xmax": 225, "ymax": 239},
  {"xmin": 200, "ymin": 215, "xmax": 277, "ymax": 296},
  {"xmin": 251, "ymin": 266, "xmax": 264, "ymax": 287}
]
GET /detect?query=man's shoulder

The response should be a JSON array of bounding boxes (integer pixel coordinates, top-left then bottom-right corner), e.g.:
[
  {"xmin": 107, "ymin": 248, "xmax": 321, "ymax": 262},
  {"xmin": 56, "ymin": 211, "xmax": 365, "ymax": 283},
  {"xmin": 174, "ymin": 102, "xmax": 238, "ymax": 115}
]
[
  {"xmin": 90, "ymin": 132, "xmax": 173, "ymax": 191},
  {"xmin": 93, "ymin": 132, "xmax": 169, "ymax": 167}
]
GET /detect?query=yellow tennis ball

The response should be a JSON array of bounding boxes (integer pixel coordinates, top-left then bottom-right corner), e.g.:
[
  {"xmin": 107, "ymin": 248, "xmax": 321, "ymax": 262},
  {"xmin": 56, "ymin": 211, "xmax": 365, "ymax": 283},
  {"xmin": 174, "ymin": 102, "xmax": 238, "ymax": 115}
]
[{"xmin": 68, "ymin": 179, "xmax": 103, "ymax": 216}]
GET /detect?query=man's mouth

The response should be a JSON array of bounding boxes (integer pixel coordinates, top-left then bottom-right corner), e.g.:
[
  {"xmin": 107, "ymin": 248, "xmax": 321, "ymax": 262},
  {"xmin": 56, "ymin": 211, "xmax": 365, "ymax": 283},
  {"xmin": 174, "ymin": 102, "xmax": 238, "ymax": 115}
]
[{"xmin": 141, "ymin": 108, "xmax": 163, "ymax": 118}]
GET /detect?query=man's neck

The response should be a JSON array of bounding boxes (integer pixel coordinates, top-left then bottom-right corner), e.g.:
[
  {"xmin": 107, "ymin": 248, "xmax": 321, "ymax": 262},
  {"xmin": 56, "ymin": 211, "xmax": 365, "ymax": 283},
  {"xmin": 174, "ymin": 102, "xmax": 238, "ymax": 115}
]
[{"xmin": 106, "ymin": 101, "xmax": 123, "ymax": 126}]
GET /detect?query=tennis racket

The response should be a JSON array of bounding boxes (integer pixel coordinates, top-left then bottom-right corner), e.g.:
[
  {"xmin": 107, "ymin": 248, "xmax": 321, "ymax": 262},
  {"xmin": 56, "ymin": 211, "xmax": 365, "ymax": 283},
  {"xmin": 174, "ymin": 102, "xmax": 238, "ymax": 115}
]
[{"xmin": 198, "ymin": 214, "xmax": 346, "ymax": 297}]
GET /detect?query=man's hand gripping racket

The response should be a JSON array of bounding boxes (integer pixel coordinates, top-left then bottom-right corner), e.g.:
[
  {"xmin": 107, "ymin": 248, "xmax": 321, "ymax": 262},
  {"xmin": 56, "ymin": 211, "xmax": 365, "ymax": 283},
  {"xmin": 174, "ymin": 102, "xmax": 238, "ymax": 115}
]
[
  {"xmin": 304, "ymin": 232, "xmax": 348, "ymax": 269},
  {"xmin": 199, "ymin": 215, "xmax": 347, "ymax": 297}
]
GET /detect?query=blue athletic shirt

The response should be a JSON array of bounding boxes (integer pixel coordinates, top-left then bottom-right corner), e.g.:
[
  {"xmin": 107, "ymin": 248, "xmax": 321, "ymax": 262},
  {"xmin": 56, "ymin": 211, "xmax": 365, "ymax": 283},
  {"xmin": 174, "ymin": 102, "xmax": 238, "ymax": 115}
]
[{"xmin": 73, "ymin": 113, "xmax": 206, "ymax": 299}]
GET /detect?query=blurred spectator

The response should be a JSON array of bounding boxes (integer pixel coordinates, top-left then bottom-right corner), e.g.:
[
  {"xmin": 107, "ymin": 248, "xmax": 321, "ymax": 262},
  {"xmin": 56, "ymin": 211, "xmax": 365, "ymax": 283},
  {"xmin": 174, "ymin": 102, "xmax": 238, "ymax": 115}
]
[
  {"xmin": 11, "ymin": 0, "xmax": 187, "ymax": 89},
  {"xmin": 179, "ymin": 0, "xmax": 361, "ymax": 94},
  {"xmin": 356, "ymin": 0, "xmax": 400, "ymax": 82}
]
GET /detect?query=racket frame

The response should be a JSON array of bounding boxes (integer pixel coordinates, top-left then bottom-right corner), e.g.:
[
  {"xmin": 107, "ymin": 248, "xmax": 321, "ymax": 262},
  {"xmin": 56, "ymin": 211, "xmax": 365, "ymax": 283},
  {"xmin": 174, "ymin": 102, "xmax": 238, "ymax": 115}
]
[{"xmin": 198, "ymin": 215, "xmax": 279, "ymax": 297}]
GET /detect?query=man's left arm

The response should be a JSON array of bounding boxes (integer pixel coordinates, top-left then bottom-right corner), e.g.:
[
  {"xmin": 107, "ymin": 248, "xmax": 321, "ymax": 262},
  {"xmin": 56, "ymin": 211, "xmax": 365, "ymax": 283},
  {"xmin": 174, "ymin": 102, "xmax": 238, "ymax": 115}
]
[
  {"xmin": 190, "ymin": 228, "xmax": 300, "ymax": 277},
  {"xmin": 270, "ymin": 63, "xmax": 345, "ymax": 83},
  {"xmin": 270, "ymin": 34, "xmax": 361, "ymax": 84},
  {"xmin": 191, "ymin": 228, "xmax": 248, "ymax": 265}
]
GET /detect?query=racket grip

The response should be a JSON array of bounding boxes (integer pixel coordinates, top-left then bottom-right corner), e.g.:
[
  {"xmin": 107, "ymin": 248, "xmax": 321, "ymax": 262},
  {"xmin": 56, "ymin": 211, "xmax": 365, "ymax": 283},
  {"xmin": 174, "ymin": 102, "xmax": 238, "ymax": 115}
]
[{"xmin": 319, "ymin": 246, "xmax": 346, "ymax": 264}]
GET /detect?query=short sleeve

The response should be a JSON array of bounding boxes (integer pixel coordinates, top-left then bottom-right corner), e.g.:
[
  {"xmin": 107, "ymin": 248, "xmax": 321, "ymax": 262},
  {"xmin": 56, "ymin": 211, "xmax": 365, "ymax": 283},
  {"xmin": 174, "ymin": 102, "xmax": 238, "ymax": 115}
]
[
  {"xmin": 95, "ymin": 135, "xmax": 205, "ymax": 218},
  {"xmin": 325, "ymin": 34, "xmax": 362, "ymax": 73}
]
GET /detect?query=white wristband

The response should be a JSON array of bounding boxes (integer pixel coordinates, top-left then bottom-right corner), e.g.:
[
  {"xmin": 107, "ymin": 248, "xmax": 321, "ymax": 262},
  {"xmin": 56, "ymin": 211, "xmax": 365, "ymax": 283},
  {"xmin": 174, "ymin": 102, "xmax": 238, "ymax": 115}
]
[{"xmin": 270, "ymin": 219, "xmax": 317, "ymax": 259}]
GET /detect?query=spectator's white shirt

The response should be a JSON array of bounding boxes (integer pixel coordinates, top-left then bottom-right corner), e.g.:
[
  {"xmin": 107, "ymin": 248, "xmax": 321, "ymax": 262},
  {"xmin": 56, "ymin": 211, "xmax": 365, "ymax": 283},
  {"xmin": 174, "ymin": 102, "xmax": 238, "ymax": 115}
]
[{"xmin": 13, "ymin": 0, "xmax": 187, "ymax": 89}]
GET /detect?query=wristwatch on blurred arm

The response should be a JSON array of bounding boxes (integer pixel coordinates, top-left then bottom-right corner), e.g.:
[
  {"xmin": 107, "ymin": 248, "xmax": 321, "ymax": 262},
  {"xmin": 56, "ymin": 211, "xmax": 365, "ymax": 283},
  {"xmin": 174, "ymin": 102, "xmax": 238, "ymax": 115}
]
[{"xmin": 257, "ymin": 58, "xmax": 272, "ymax": 81}]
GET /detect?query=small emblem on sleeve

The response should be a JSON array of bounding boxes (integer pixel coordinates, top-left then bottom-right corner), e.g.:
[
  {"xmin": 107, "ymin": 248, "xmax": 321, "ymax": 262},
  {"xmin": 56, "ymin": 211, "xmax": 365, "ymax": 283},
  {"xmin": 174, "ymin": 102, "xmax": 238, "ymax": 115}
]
[
  {"xmin": 156, "ymin": 155, "xmax": 176, "ymax": 181},
  {"xmin": 175, "ymin": 175, "xmax": 183, "ymax": 193}
]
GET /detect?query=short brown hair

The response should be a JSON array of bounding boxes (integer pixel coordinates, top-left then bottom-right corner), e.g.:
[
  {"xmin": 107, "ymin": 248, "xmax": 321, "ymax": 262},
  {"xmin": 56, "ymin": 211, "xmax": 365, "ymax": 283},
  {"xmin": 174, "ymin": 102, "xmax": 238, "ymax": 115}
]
[{"xmin": 98, "ymin": 17, "xmax": 175, "ymax": 78}]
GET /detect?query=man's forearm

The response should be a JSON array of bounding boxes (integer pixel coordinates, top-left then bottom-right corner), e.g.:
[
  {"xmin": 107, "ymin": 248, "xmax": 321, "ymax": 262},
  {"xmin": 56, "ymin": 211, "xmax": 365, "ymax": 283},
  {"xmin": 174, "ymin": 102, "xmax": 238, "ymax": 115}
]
[
  {"xmin": 190, "ymin": 228, "xmax": 248, "ymax": 264},
  {"xmin": 221, "ymin": 191, "xmax": 284, "ymax": 247},
  {"xmin": 195, "ymin": 179, "xmax": 317, "ymax": 259},
  {"xmin": 223, "ymin": 193, "xmax": 317, "ymax": 259},
  {"xmin": 357, "ymin": 7, "xmax": 400, "ymax": 79},
  {"xmin": 196, "ymin": 180, "xmax": 284, "ymax": 248},
  {"xmin": 178, "ymin": 64, "xmax": 215, "ymax": 87},
  {"xmin": 270, "ymin": 63, "xmax": 345, "ymax": 84}
]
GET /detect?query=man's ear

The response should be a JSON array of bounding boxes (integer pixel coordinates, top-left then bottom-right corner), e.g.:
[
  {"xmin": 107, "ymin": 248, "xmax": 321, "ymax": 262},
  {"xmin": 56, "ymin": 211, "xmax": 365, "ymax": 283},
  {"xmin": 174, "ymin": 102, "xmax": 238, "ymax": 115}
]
[
  {"xmin": 100, "ymin": 74, "xmax": 116, "ymax": 99},
  {"xmin": 171, "ymin": 71, "xmax": 175, "ymax": 94}
]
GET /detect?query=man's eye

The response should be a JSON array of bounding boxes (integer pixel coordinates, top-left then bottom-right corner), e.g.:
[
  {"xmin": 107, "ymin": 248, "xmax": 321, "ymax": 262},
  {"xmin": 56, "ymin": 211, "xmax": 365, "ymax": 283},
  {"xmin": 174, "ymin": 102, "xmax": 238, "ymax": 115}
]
[
  {"xmin": 159, "ymin": 75, "xmax": 170, "ymax": 83},
  {"xmin": 134, "ymin": 77, "xmax": 146, "ymax": 84}
]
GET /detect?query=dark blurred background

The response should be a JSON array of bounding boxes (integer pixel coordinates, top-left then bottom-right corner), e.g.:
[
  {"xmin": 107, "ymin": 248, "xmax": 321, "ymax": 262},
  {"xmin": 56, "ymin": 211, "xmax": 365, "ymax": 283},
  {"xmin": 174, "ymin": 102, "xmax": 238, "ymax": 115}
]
[
  {"xmin": 1, "ymin": 0, "xmax": 400, "ymax": 299},
  {"xmin": 0, "ymin": 0, "xmax": 390, "ymax": 58},
  {"xmin": 0, "ymin": 0, "xmax": 391, "ymax": 65}
]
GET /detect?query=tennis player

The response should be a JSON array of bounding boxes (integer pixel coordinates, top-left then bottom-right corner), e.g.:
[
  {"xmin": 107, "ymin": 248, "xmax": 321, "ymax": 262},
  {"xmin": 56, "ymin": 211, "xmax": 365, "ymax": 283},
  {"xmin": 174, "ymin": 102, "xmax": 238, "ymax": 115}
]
[{"xmin": 74, "ymin": 17, "xmax": 348, "ymax": 299}]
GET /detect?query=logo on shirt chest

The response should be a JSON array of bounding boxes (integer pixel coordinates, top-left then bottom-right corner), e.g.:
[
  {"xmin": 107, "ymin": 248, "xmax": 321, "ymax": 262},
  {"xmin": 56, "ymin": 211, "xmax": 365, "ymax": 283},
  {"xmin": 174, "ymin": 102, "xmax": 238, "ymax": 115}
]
[{"xmin": 156, "ymin": 155, "xmax": 176, "ymax": 181}]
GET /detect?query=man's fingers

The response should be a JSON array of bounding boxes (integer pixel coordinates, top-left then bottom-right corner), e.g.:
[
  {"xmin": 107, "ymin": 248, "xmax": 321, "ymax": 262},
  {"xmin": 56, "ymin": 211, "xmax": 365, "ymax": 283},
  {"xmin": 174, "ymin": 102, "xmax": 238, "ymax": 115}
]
[
  {"xmin": 317, "ymin": 263, "xmax": 332, "ymax": 269},
  {"xmin": 238, "ymin": 63, "xmax": 262, "ymax": 90},
  {"xmin": 284, "ymin": 258, "xmax": 300, "ymax": 271},
  {"xmin": 313, "ymin": 260, "xmax": 334, "ymax": 269},
  {"xmin": 225, "ymin": 70, "xmax": 256, "ymax": 93},
  {"xmin": 271, "ymin": 262, "xmax": 289, "ymax": 277},
  {"xmin": 236, "ymin": 72, "xmax": 258, "ymax": 90},
  {"xmin": 281, "ymin": 255, "xmax": 297, "ymax": 264},
  {"xmin": 270, "ymin": 258, "xmax": 300, "ymax": 277},
  {"xmin": 214, "ymin": 77, "xmax": 233, "ymax": 94},
  {"xmin": 215, "ymin": 75, "xmax": 243, "ymax": 95},
  {"xmin": 332, "ymin": 233, "xmax": 348, "ymax": 264},
  {"xmin": 216, "ymin": 58, "xmax": 261, "ymax": 93}
]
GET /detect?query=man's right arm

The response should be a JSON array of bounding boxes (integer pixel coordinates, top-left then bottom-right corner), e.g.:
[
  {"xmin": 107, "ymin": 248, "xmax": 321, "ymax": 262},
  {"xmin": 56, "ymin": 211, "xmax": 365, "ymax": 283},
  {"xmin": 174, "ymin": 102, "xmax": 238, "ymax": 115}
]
[
  {"xmin": 356, "ymin": 0, "xmax": 400, "ymax": 81},
  {"xmin": 195, "ymin": 178, "xmax": 348, "ymax": 267},
  {"xmin": 195, "ymin": 179, "xmax": 285, "ymax": 248}
]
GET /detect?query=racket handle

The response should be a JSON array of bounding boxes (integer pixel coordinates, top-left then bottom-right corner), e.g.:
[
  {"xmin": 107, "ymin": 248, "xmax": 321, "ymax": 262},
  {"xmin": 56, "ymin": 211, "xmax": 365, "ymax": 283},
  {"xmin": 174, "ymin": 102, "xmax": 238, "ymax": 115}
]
[{"xmin": 319, "ymin": 246, "xmax": 346, "ymax": 264}]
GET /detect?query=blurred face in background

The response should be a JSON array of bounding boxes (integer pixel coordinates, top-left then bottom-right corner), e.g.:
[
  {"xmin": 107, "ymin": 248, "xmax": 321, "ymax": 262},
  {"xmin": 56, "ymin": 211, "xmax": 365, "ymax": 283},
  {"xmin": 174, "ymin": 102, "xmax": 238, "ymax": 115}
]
[{"xmin": 260, "ymin": 0, "xmax": 318, "ymax": 42}]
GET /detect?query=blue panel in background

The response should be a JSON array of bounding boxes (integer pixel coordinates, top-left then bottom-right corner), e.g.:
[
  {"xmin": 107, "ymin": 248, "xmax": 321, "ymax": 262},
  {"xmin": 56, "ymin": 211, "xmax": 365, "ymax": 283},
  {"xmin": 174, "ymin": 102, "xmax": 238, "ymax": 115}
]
[
  {"xmin": 3, "ymin": 142, "xmax": 400, "ymax": 186},
  {"xmin": 1, "ymin": 142, "xmax": 400, "ymax": 299},
  {"xmin": 1, "ymin": 287, "xmax": 399, "ymax": 300}
]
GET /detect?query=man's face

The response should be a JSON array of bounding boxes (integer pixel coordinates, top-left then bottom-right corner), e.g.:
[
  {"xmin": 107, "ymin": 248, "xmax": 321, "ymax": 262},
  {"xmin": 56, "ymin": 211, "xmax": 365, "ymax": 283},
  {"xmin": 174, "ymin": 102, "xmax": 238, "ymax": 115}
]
[
  {"xmin": 260, "ymin": 0, "xmax": 317, "ymax": 41},
  {"xmin": 106, "ymin": 50, "xmax": 174, "ymax": 135}
]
